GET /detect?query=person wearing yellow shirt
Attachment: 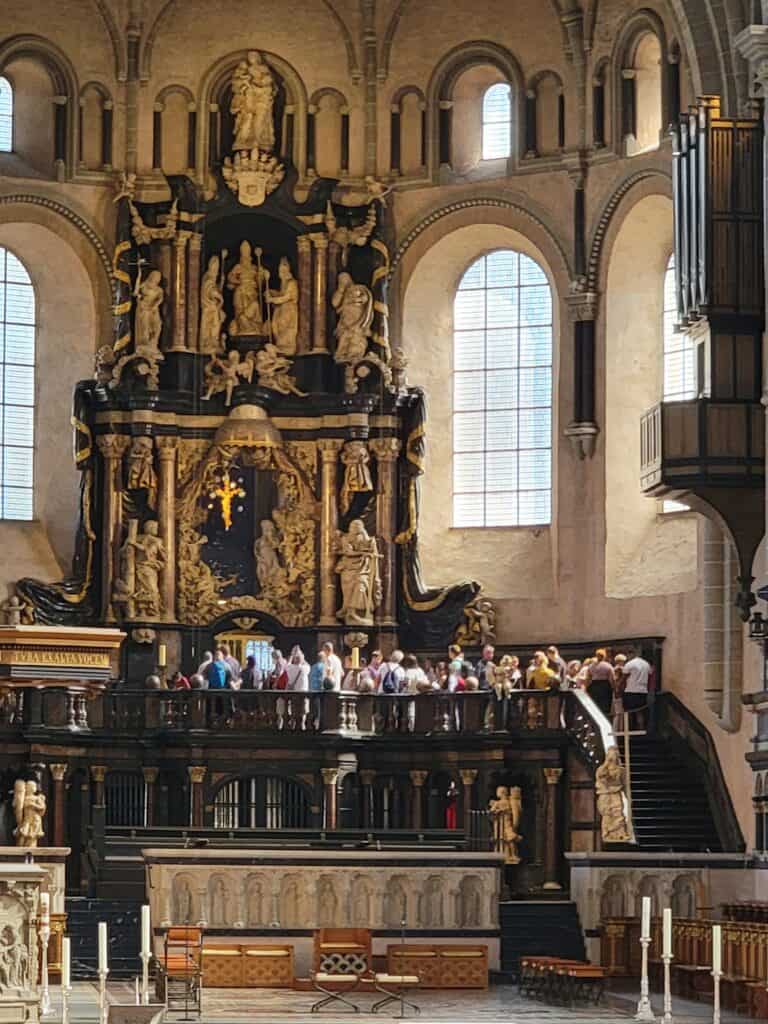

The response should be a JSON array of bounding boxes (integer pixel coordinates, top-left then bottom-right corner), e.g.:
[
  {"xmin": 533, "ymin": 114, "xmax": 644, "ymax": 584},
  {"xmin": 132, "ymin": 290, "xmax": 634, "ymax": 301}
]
[{"xmin": 528, "ymin": 651, "xmax": 558, "ymax": 690}]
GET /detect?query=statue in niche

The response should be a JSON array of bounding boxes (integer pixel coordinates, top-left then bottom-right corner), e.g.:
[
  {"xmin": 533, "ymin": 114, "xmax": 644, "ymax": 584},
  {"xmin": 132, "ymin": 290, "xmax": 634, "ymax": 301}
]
[
  {"xmin": 488, "ymin": 785, "xmax": 522, "ymax": 864},
  {"xmin": 340, "ymin": 442, "xmax": 373, "ymax": 515},
  {"xmin": 281, "ymin": 878, "xmax": 300, "ymax": 926},
  {"xmin": 334, "ymin": 519, "xmax": 381, "ymax": 627},
  {"xmin": 254, "ymin": 344, "xmax": 305, "ymax": 396},
  {"xmin": 231, "ymin": 50, "xmax": 277, "ymax": 153},
  {"xmin": 126, "ymin": 437, "xmax": 157, "ymax": 507},
  {"xmin": 132, "ymin": 520, "xmax": 166, "ymax": 620},
  {"xmin": 457, "ymin": 876, "xmax": 482, "ymax": 928},
  {"xmin": 595, "ymin": 746, "xmax": 631, "ymax": 844},
  {"xmin": 420, "ymin": 876, "xmax": 443, "ymax": 928},
  {"xmin": 254, "ymin": 519, "xmax": 284, "ymax": 591},
  {"xmin": 173, "ymin": 876, "xmax": 194, "ymax": 924},
  {"xmin": 12, "ymin": 779, "xmax": 46, "ymax": 848},
  {"xmin": 267, "ymin": 258, "xmax": 299, "ymax": 356},
  {"xmin": 113, "ymin": 518, "xmax": 139, "ymax": 619},
  {"xmin": 0, "ymin": 924, "xmax": 29, "ymax": 991},
  {"xmin": 209, "ymin": 877, "xmax": 230, "ymax": 926},
  {"xmin": 227, "ymin": 241, "xmax": 270, "ymax": 336},
  {"xmin": 384, "ymin": 879, "xmax": 408, "ymax": 928},
  {"xmin": 134, "ymin": 270, "xmax": 164, "ymax": 353},
  {"xmin": 351, "ymin": 880, "xmax": 371, "ymax": 927},
  {"xmin": 199, "ymin": 255, "xmax": 227, "ymax": 354},
  {"xmin": 203, "ymin": 349, "xmax": 254, "ymax": 406},
  {"xmin": 317, "ymin": 878, "xmax": 337, "ymax": 927},
  {"xmin": 246, "ymin": 878, "xmax": 264, "ymax": 925},
  {"xmin": 332, "ymin": 273, "xmax": 373, "ymax": 365}
]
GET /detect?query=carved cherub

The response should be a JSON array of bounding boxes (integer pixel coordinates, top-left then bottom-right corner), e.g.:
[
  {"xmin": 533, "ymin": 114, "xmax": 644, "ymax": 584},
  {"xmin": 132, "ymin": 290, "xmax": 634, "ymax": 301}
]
[
  {"xmin": 254, "ymin": 344, "xmax": 306, "ymax": 396},
  {"xmin": 203, "ymin": 349, "xmax": 254, "ymax": 406},
  {"xmin": 13, "ymin": 779, "xmax": 46, "ymax": 849}
]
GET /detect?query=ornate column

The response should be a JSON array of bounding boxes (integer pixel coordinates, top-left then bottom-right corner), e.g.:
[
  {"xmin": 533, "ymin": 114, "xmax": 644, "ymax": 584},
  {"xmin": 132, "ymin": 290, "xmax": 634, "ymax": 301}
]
[
  {"xmin": 49, "ymin": 764, "xmax": 68, "ymax": 848},
  {"xmin": 311, "ymin": 234, "xmax": 330, "ymax": 353},
  {"xmin": 97, "ymin": 434, "xmax": 129, "ymax": 622},
  {"xmin": 459, "ymin": 769, "xmax": 478, "ymax": 837},
  {"xmin": 156, "ymin": 437, "xmax": 178, "ymax": 622},
  {"xmin": 187, "ymin": 766, "xmax": 206, "ymax": 827},
  {"xmin": 370, "ymin": 438, "xmax": 401, "ymax": 626},
  {"xmin": 321, "ymin": 768, "xmax": 339, "ymax": 829},
  {"xmin": 360, "ymin": 769, "xmax": 376, "ymax": 829},
  {"xmin": 297, "ymin": 235, "xmax": 312, "ymax": 354},
  {"xmin": 171, "ymin": 232, "xmax": 190, "ymax": 351},
  {"xmin": 143, "ymin": 767, "xmax": 160, "ymax": 827},
  {"xmin": 186, "ymin": 233, "xmax": 202, "ymax": 352},
  {"xmin": 318, "ymin": 440, "xmax": 343, "ymax": 625},
  {"xmin": 90, "ymin": 765, "xmax": 107, "ymax": 807},
  {"xmin": 409, "ymin": 770, "xmax": 428, "ymax": 830},
  {"xmin": 542, "ymin": 767, "xmax": 563, "ymax": 891}
]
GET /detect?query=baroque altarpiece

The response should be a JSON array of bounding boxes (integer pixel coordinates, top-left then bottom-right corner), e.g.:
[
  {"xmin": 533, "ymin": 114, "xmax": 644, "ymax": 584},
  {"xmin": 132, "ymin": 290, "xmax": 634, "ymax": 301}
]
[{"xmin": 14, "ymin": 50, "xmax": 486, "ymax": 677}]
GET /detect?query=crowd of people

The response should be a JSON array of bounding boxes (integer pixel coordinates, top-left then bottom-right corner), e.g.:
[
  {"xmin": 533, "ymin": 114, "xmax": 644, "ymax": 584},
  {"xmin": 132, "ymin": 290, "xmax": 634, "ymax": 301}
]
[{"xmin": 149, "ymin": 640, "xmax": 653, "ymax": 724}]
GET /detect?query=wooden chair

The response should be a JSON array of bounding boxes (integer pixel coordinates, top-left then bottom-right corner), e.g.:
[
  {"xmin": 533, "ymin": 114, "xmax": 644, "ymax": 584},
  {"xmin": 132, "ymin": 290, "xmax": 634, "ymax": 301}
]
[
  {"xmin": 157, "ymin": 927, "xmax": 203, "ymax": 1015},
  {"xmin": 313, "ymin": 929, "xmax": 371, "ymax": 975}
]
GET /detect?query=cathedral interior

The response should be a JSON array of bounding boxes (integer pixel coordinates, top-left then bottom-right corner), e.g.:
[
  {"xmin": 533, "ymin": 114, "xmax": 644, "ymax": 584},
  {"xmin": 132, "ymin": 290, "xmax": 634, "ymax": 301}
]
[{"xmin": 1, "ymin": 0, "xmax": 768, "ymax": 1019}]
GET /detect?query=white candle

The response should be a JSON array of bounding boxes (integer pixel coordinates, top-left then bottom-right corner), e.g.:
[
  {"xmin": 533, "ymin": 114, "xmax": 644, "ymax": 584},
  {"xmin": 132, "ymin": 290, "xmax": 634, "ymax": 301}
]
[
  {"xmin": 663, "ymin": 907, "xmax": 672, "ymax": 958},
  {"xmin": 40, "ymin": 891, "xmax": 50, "ymax": 925},
  {"xmin": 61, "ymin": 937, "xmax": 71, "ymax": 989},
  {"xmin": 712, "ymin": 924, "xmax": 722, "ymax": 973},
  {"xmin": 158, "ymin": 644, "xmax": 167, "ymax": 668},
  {"xmin": 98, "ymin": 921, "xmax": 108, "ymax": 973},
  {"xmin": 641, "ymin": 896, "xmax": 651, "ymax": 940},
  {"xmin": 141, "ymin": 905, "xmax": 151, "ymax": 956}
]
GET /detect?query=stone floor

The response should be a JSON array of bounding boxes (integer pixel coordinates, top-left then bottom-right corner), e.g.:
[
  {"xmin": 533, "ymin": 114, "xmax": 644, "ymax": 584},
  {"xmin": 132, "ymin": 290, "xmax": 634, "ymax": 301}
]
[{"xmin": 53, "ymin": 981, "xmax": 752, "ymax": 1023}]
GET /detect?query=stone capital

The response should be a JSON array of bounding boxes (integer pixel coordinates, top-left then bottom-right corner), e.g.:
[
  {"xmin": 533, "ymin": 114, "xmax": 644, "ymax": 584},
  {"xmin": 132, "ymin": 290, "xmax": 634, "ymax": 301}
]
[
  {"xmin": 735, "ymin": 25, "xmax": 768, "ymax": 88},
  {"xmin": 90, "ymin": 765, "xmax": 108, "ymax": 783},
  {"xmin": 317, "ymin": 438, "xmax": 344, "ymax": 461},
  {"xmin": 311, "ymin": 233, "xmax": 329, "ymax": 251},
  {"xmin": 543, "ymin": 767, "xmax": 563, "ymax": 786},
  {"xmin": 142, "ymin": 766, "xmax": 160, "ymax": 783},
  {"xmin": 459, "ymin": 769, "xmax": 478, "ymax": 787},
  {"xmin": 97, "ymin": 434, "xmax": 130, "ymax": 460},
  {"xmin": 187, "ymin": 765, "xmax": 206, "ymax": 784},
  {"xmin": 321, "ymin": 768, "xmax": 340, "ymax": 785},
  {"xmin": 297, "ymin": 235, "xmax": 312, "ymax": 253},
  {"xmin": 370, "ymin": 437, "xmax": 401, "ymax": 462},
  {"xmin": 565, "ymin": 290, "xmax": 598, "ymax": 322},
  {"xmin": 409, "ymin": 770, "xmax": 428, "ymax": 787},
  {"xmin": 49, "ymin": 764, "xmax": 68, "ymax": 783},
  {"xmin": 156, "ymin": 435, "xmax": 178, "ymax": 460},
  {"xmin": 188, "ymin": 232, "xmax": 203, "ymax": 251}
]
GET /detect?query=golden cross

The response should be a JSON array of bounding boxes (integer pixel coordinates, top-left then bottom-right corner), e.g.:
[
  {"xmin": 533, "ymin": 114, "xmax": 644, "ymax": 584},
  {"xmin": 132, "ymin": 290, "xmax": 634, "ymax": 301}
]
[{"xmin": 210, "ymin": 471, "xmax": 245, "ymax": 531}]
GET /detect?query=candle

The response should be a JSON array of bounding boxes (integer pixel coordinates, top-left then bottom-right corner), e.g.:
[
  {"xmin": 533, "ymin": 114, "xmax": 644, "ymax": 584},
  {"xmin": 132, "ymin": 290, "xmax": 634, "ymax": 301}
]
[
  {"xmin": 40, "ymin": 891, "xmax": 50, "ymax": 925},
  {"xmin": 712, "ymin": 924, "xmax": 722, "ymax": 973},
  {"xmin": 61, "ymin": 937, "xmax": 71, "ymax": 989},
  {"xmin": 158, "ymin": 644, "xmax": 167, "ymax": 669},
  {"xmin": 98, "ymin": 921, "xmax": 108, "ymax": 973},
  {"xmin": 640, "ymin": 896, "xmax": 651, "ymax": 940},
  {"xmin": 663, "ymin": 907, "xmax": 672, "ymax": 958},
  {"xmin": 351, "ymin": 647, "xmax": 360, "ymax": 670},
  {"xmin": 141, "ymin": 905, "xmax": 151, "ymax": 956}
]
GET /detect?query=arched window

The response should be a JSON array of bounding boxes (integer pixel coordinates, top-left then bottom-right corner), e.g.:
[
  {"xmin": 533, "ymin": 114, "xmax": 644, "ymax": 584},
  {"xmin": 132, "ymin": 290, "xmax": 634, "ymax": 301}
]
[
  {"xmin": 663, "ymin": 254, "xmax": 695, "ymax": 400},
  {"xmin": 0, "ymin": 77, "xmax": 12, "ymax": 152},
  {"xmin": 0, "ymin": 247, "xmax": 35, "ymax": 520},
  {"xmin": 213, "ymin": 776, "xmax": 309, "ymax": 829},
  {"xmin": 453, "ymin": 249, "xmax": 553, "ymax": 527},
  {"xmin": 482, "ymin": 83, "xmax": 511, "ymax": 160}
]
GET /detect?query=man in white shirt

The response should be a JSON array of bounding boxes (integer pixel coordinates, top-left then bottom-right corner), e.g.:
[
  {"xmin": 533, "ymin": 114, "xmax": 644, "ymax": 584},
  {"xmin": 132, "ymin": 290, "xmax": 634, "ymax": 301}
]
[
  {"xmin": 622, "ymin": 648, "xmax": 652, "ymax": 728},
  {"xmin": 321, "ymin": 641, "xmax": 343, "ymax": 691}
]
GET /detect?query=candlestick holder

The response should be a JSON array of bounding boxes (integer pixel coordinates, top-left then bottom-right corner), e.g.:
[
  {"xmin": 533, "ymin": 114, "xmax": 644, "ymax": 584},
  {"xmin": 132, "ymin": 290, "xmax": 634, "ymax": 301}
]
[
  {"xmin": 39, "ymin": 920, "xmax": 53, "ymax": 1018},
  {"xmin": 61, "ymin": 983, "xmax": 72, "ymax": 1024},
  {"xmin": 635, "ymin": 936, "xmax": 655, "ymax": 1021},
  {"xmin": 712, "ymin": 968, "xmax": 722, "ymax": 1024},
  {"xmin": 661, "ymin": 952, "xmax": 674, "ymax": 1024},
  {"xmin": 140, "ymin": 951, "xmax": 151, "ymax": 1005},
  {"xmin": 98, "ymin": 968, "xmax": 109, "ymax": 1024}
]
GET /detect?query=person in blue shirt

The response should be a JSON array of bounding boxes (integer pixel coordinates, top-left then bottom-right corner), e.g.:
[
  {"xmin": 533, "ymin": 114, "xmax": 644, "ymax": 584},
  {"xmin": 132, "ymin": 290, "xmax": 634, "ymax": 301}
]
[
  {"xmin": 309, "ymin": 651, "xmax": 326, "ymax": 692},
  {"xmin": 206, "ymin": 648, "xmax": 232, "ymax": 719}
]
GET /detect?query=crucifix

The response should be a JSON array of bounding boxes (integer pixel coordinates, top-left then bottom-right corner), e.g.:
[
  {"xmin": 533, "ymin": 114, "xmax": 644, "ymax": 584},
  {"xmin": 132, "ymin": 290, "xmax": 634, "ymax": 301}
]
[{"xmin": 207, "ymin": 470, "xmax": 246, "ymax": 531}]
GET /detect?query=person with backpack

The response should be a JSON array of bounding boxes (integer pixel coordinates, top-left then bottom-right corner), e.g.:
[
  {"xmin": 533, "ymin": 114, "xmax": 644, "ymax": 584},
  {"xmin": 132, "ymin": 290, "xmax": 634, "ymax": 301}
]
[{"xmin": 376, "ymin": 650, "xmax": 405, "ymax": 732}]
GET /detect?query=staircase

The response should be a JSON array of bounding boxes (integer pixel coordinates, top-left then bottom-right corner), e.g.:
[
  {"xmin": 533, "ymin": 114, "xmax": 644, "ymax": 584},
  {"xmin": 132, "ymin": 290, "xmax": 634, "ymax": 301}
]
[
  {"xmin": 66, "ymin": 897, "xmax": 142, "ymax": 979},
  {"xmin": 496, "ymin": 901, "xmax": 586, "ymax": 982},
  {"xmin": 629, "ymin": 736, "xmax": 722, "ymax": 852}
]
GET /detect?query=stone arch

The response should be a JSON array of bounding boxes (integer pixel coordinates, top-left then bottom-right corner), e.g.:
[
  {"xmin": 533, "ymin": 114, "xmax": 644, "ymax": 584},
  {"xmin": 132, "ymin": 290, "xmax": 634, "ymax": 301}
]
[
  {"xmin": 611, "ymin": 8, "xmax": 669, "ymax": 154},
  {"xmin": 527, "ymin": 69, "xmax": 565, "ymax": 155},
  {"xmin": 155, "ymin": 83, "xmax": 196, "ymax": 108},
  {"xmin": 636, "ymin": 875, "xmax": 661, "ymax": 916},
  {"xmin": 78, "ymin": 80, "xmax": 112, "ymax": 171},
  {"xmin": 380, "ymin": 0, "xmax": 412, "ymax": 80},
  {"xmin": 89, "ymin": 0, "xmax": 126, "ymax": 81},
  {"xmin": 600, "ymin": 874, "xmax": 627, "ymax": 918},
  {"xmin": 207, "ymin": 872, "xmax": 233, "ymax": 927},
  {"xmin": 671, "ymin": 872, "xmax": 702, "ymax": 919}
]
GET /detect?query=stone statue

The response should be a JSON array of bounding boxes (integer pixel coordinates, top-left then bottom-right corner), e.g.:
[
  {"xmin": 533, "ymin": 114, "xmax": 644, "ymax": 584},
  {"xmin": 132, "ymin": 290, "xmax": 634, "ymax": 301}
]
[
  {"xmin": 340, "ymin": 441, "xmax": 373, "ymax": 514},
  {"xmin": 173, "ymin": 876, "xmax": 194, "ymax": 924},
  {"xmin": 384, "ymin": 878, "xmax": 407, "ymax": 928},
  {"xmin": 281, "ymin": 878, "xmax": 300, "ymax": 927},
  {"xmin": 209, "ymin": 877, "xmax": 229, "ymax": 926},
  {"xmin": 246, "ymin": 878, "xmax": 265, "ymax": 925},
  {"xmin": 455, "ymin": 595, "xmax": 497, "ymax": 647},
  {"xmin": 0, "ymin": 924, "xmax": 29, "ymax": 991},
  {"xmin": 230, "ymin": 50, "xmax": 277, "ymax": 153},
  {"xmin": 420, "ymin": 876, "xmax": 443, "ymax": 928},
  {"xmin": 488, "ymin": 785, "xmax": 522, "ymax": 864},
  {"xmin": 126, "ymin": 436, "xmax": 157, "ymax": 507},
  {"xmin": 254, "ymin": 519, "xmax": 283, "ymax": 590},
  {"xmin": 332, "ymin": 273, "xmax": 374, "ymax": 365},
  {"xmin": 227, "ymin": 241, "xmax": 270, "ymax": 336},
  {"xmin": 595, "ymin": 746, "xmax": 631, "ymax": 844},
  {"xmin": 267, "ymin": 258, "xmax": 299, "ymax": 356},
  {"xmin": 457, "ymin": 876, "xmax": 482, "ymax": 928},
  {"xmin": 253, "ymin": 344, "xmax": 306, "ymax": 396},
  {"xmin": 115, "ymin": 519, "xmax": 166, "ymax": 620},
  {"xmin": 12, "ymin": 779, "xmax": 45, "ymax": 849},
  {"xmin": 199, "ymin": 254, "xmax": 227, "ymax": 354},
  {"xmin": 317, "ymin": 878, "xmax": 337, "ymax": 927},
  {"xmin": 334, "ymin": 519, "xmax": 382, "ymax": 627},
  {"xmin": 1, "ymin": 595, "xmax": 24, "ymax": 626},
  {"xmin": 134, "ymin": 270, "xmax": 164, "ymax": 353},
  {"xmin": 351, "ymin": 880, "xmax": 372, "ymax": 927},
  {"xmin": 113, "ymin": 518, "xmax": 139, "ymax": 619},
  {"xmin": 203, "ymin": 349, "xmax": 254, "ymax": 406}
]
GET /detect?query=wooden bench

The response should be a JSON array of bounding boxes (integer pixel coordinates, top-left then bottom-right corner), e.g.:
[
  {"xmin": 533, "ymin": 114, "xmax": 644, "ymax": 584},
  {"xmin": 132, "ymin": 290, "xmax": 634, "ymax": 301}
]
[
  {"xmin": 200, "ymin": 944, "xmax": 294, "ymax": 988},
  {"xmin": 387, "ymin": 945, "xmax": 488, "ymax": 989},
  {"xmin": 519, "ymin": 955, "xmax": 605, "ymax": 1007}
]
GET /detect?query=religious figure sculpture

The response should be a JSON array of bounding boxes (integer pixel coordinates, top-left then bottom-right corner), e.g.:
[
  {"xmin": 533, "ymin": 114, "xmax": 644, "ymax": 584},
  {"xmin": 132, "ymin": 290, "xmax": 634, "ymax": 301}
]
[
  {"xmin": 203, "ymin": 350, "xmax": 254, "ymax": 406},
  {"xmin": 267, "ymin": 258, "xmax": 299, "ymax": 356},
  {"xmin": 199, "ymin": 254, "xmax": 227, "ymax": 354},
  {"xmin": 332, "ymin": 273, "xmax": 373, "ymax": 365},
  {"xmin": 253, "ymin": 344, "xmax": 305, "ymax": 396},
  {"xmin": 114, "ymin": 519, "xmax": 165, "ymax": 621},
  {"xmin": 113, "ymin": 518, "xmax": 139, "ymax": 619},
  {"xmin": 488, "ymin": 785, "xmax": 522, "ymax": 864},
  {"xmin": 12, "ymin": 779, "xmax": 46, "ymax": 849},
  {"xmin": 1, "ymin": 595, "xmax": 33, "ymax": 626},
  {"xmin": 384, "ymin": 878, "xmax": 408, "ymax": 928},
  {"xmin": 126, "ymin": 436, "xmax": 157, "ymax": 507},
  {"xmin": 595, "ymin": 746, "xmax": 632, "ymax": 844},
  {"xmin": 455, "ymin": 595, "xmax": 497, "ymax": 647},
  {"xmin": 390, "ymin": 347, "xmax": 408, "ymax": 390},
  {"xmin": 209, "ymin": 877, "xmax": 229, "ymax": 927},
  {"xmin": 340, "ymin": 441, "xmax": 373, "ymax": 514},
  {"xmin": 334, "ymin": 519, "xmax": 382, "ymax": 627},
  {"xmin": 281, "ymin": 878, "xmax": 300, "ymax": 927},
  {"xmin": 173, "ymin": 876, "xmax": 194, "ymax": 924},
  {"xmin": 420, "ymin": 876, "xmax": 444, "ymax": 928},
  {"xmin": 227, "ymin": 241, "xmax": 270, "ymax": 336},
  {"xmin": 457, "ymin": 876, "xmax": 482, "ymax": 928},
  {"xmin": 0, "ymin": 925, "xmax": 29, "ymax": 991},
  {"xmin": 134, "ymin": 270, "xmax": 164, "ymax": 353},
  {"xmin": 254, "ymin": 519, "xmax": 283, "ymax": 590},
  {"xmin": 231, "ymin": 50, "xmax": 277, "ymax": 153},
  {"xmin": 317, "ymin": 878, "xmax": 337, "ymax": 927},
  {"xmin": 246, "ymin": 878, "xmax": 265, "ymax": 926}
]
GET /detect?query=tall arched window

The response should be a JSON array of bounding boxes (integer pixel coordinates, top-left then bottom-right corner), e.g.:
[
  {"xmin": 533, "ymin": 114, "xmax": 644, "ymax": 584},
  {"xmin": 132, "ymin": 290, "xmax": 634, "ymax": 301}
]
[
  {"xmin": 453, "ymin": 249, "xmax": 553, "ymax": 527},
  {"xmin": 0, "ymin": 247, "xmax": 35, "ymax": 520},
  {"xmin": 482, "ymin": 83, "xmax": 511, "ymax": 160},
  {"xmin": 0, "ymin": 77, "xmax": 12, "ymax": 152},
  {"xmin": 662, "ymin": 254, "xmax": 696, "ymax": 400}
]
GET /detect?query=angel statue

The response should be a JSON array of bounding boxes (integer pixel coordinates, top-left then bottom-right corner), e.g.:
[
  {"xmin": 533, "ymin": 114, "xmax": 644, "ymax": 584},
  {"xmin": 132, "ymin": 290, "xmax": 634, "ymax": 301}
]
[
  {"xmin": 203, "ymin": 349, "xmax": 255, "ymax": 406},
  {"xmin": 13, "ymin": 779, "xmax": 46, "ymax": 848}
]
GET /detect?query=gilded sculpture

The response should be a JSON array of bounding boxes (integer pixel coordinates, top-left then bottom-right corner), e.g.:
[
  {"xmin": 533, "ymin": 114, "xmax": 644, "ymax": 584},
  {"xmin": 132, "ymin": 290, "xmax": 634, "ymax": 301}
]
[
  {"xmin": 254, "ymin": 519, "xmax": 284, "ymax": 591},
  {"xmin": 488, "ymin": 785, "xmax": 522, "ymax": 864},
  {"xmin": 126, "ymin": 436, "xmax": 157, "ymax": 507},
  {"xmin": 230, "ymin": 50, "xmax": 277, "ymax": 153},
  {"xmin": 595, "ymin": 746, "xmax": 632, "ymax": 844},
  {"xmin": 113, "ymin": 519, "xmax": 166, "ymax": 620},
  {"xmin": 12, "ymin": 779, "xmax": 46, "ymax": 849},
  {"xmin": 227, "ymin": 241, "xmax": 270, "ymax": 336},
  {"xmin": 199, "ymin": 254, "xmax": 227, "ymax": 354},
  {"xmin": 340, "ymin": 441, "xmax": 373, "ymax": 514},
  {"xmin": 267, "ymin": 258, "xmax": 299, "ymax": 356},
  {"xmin": 334, "ymin": 519, "xmax": 382, "ymax": 627},
  {"xmin": 203, "ymin": 350, "xmax": 254, "ymax": 405},
  {"xmin": 134, "ymin": 270, "xmax": 164, "ymax": 353},
  {"xmin": 253, "ymin": 344, "xmax": 305, "ymax": 396},
  {"xmin": 455, "ymin": 595, "xmax": 497, "ymax": 647}
]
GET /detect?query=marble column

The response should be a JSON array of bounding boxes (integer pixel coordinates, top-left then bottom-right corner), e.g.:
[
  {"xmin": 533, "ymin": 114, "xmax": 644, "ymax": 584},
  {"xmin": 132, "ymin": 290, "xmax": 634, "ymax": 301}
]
[
  {"xmin": 409, "ymin": 770, "xmax": 427, "ymax": 830},
  {"xmin": 171, "ymin": 232, "xmax": 190, "ymax": 351},
  {"xmin": 50, "ymin": 764, "xmax": 68, "ymax": 848},
  {"xmin": 360, "ymin": 769, "xmax": 376, "ymax": 829},
  {"xmin": 318, "ymin": 440, "xmax": 343, "ymax": 625},
  {"xmin": 156, "ymin": 437, "xmax": 178, "ymax": 622},
  {"xmin": 321, "ymin": 768, "xmax": 339, "ymax": 829},
  {"xmin": 311, "ymin": 234, "xmax": 330, "ymax": 353},
  {"xmin": 542, "ymin": 767, "xmax": 563, "ymax": 890},
  {"xmin": 459, "ymin": 768, "xmax": 478, "ymax": 837},
  {"xmin": 186, "ymin": 232, "xmax": 202, "ymax": 352},
  {"xmin": 96, "ymin": 434, "xmax": 129, "ymax": 622},
  {"xmin": 370, "ymin": 438, "xmax": 401, "ymax": 626},
  {"xmin": 90, "ymin": 765, "xmax": 107, "ymax": 807},
  {"xmin": 143, "ymin": 767, "xmax": 159, "ymax": 827},
  {"xmin": 187, "ymin": 766, "xmax": 206, "ymax": 827},
  {"xmin": 297, "ymin": 235, "xmax": 312, "ymax": 355}
]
